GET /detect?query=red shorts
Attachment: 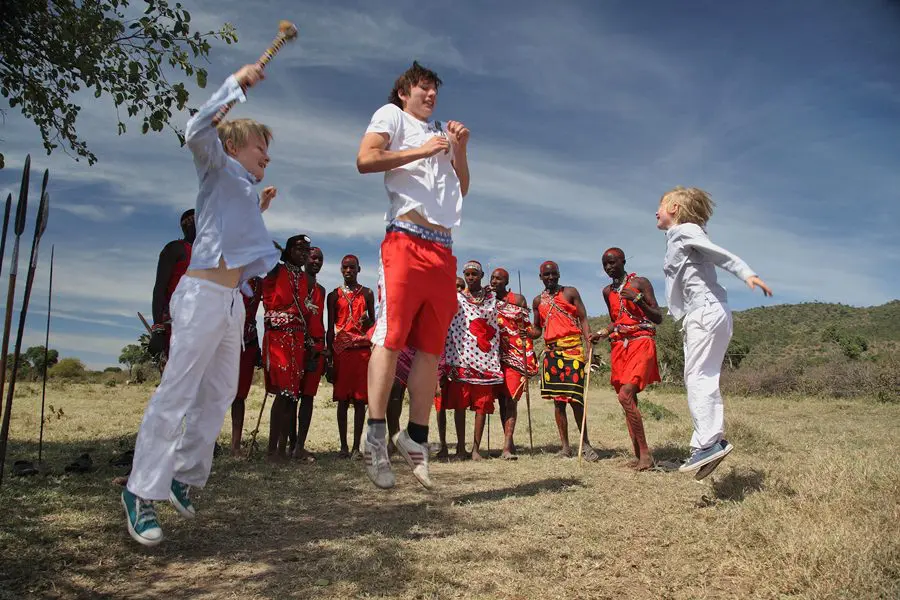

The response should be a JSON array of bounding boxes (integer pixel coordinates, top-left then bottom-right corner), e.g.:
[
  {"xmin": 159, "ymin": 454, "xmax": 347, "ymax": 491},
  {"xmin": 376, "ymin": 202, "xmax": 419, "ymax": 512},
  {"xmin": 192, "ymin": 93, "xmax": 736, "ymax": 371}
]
[
  {"xmin": 236, "ymin": 343, "xmax": 258, "ymax": 400},
  {"xmin": 333, "ymin": 347, "xmax": 371, "ymax": 403},
  {"xmin": 263, "ymin": 329, "xmax": 305, "ymax": 398},
  {"xmin": 371, "ymin": 231, "xmax": 457, "ymax": 356},
  {"xmin": 301, "ymin": 353, "xmax": 325, "ymax": 397},
  {"xmin": 610, "ymin": 337, "xmax": 661, "ymax": 393},
  {"xmin": 439, "ymin": 381, "xmax": 496, "ymax": 415},
  {"xmin": 497, "ymin": 367, "xmax": 527, "ymax": 401}
]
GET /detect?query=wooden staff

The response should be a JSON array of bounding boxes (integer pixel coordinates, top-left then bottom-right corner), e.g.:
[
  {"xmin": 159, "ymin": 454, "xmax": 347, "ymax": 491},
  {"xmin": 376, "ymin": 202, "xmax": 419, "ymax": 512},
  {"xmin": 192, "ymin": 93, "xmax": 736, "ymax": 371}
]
[
  {"xmin": 212, "ymin": 21, "xmax": 299, "ymax": 125},
  {"xmin": 517, "ymin": 270, "xmax": 534, "ymax": 454},
  {"xmin": 577, "ymin": 342, "xmax": 595, "ymax": 467},
  {"xmin": 247, "ymin": 391, "xmax": 269, "ymax": 460}
]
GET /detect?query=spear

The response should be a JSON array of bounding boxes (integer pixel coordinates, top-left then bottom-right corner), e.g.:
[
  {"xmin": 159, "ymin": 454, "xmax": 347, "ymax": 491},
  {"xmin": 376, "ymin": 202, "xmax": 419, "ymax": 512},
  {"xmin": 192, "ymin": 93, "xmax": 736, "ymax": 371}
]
[
  {"xmin": 0, "ymin": 195, "xmax": 11, "ymax": 282},
  {"xmin": 0, "ymin": 156, "xmax": 30, "ymax": 426},
  {"xmin": 38, "ymin": 245, "xmax": 54, "ymax": 463},
  {"xmin": 0, "ymin": 187, "xmax": 50, "ymax": 485}
]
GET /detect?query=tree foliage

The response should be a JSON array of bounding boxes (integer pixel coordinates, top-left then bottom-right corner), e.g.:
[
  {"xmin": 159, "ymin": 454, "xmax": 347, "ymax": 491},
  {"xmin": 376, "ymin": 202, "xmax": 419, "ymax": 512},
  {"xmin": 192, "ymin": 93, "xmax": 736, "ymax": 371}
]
[
  {"xmin": 5, "ymin": 346, "xmax": 59, "ymax": 381},
  {"xmin": 0, "ymin": 0, "xmax": 238, "ymax": 168}
]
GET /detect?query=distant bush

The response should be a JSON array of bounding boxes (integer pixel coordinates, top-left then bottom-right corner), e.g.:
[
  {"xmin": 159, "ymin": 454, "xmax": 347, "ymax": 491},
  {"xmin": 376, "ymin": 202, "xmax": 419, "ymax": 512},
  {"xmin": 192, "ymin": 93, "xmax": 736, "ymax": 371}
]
[
  {"xmin": 49, "ymin": 358, "xmax": 86, "ymax": 381},
  {"xmin": 722, "ymin": 354, "xmax": 898, "ymax": 401}
]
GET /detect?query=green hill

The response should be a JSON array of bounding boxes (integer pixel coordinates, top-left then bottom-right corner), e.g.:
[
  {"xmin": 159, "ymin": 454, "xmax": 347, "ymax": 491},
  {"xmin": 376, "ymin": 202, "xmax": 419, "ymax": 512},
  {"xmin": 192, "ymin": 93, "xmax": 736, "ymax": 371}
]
[{"xmin": 578, "ymin": 300, "xmax": 899, "ymax": 401}]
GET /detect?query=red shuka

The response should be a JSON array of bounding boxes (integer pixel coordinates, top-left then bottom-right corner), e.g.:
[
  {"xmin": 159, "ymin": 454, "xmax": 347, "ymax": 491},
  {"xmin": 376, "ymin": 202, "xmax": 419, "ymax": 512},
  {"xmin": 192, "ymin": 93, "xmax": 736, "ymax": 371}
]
[
  {"xmin": 262, "ymin": 264, "xmax": 307, "ymax": 399},
  {"xmin": 332, "ymin": 286, "xmax": 371, "ymax": 403},
  {"xmin": 608, "ymin": 274, "xmax": 660, "ymax": 392}
]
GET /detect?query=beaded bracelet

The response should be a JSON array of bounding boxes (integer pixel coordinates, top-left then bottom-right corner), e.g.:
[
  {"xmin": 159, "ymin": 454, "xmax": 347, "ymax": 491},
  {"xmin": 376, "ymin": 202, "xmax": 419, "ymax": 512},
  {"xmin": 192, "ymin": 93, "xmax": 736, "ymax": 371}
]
[{"xmin": 633, "ymin": 292, "xmax": 644, "ymax": 304}]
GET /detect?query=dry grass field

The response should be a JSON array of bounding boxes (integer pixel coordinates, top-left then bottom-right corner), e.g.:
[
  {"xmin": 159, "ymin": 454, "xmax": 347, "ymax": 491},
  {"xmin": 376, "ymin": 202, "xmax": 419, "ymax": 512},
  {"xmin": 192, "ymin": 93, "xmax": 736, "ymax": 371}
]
[{"xmin": 1, "ymin": 381, "xmax": 898, "ymax": 599}]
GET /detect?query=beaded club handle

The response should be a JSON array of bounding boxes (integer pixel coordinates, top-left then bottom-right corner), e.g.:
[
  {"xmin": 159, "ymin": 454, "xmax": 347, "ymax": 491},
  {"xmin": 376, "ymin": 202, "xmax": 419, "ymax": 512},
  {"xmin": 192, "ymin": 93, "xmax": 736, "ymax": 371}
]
[{"xmin": 212, "ymin": 20, "xmax": 299, "ymax": 125}]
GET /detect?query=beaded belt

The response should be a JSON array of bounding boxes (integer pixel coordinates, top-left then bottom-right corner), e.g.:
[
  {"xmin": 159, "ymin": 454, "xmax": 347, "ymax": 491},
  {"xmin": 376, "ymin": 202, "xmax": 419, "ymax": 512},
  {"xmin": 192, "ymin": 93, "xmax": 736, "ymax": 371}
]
[
  {"xmin": 264, "ymin": 311, "xmax": 305, "ymax": 332},
  {"xmin": 386, "ymin": 219, "xmax": 452, "ymax": 248}
]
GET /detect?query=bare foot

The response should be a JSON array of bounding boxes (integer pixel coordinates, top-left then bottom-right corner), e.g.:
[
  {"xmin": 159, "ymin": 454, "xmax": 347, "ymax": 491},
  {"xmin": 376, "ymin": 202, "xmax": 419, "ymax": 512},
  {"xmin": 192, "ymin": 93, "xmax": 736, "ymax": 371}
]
[
  {"xmin": 435, "ymin": 446, "xmax": 450, "ymax": 459},
  {"xmin": 500, "ymin": 450, "xmax": 518, "ymax": 461},
  {"xmin": 230, "ymin": 448, "xmax": 243, "ymax": 458},
  {"xmin": 292, "ymin": 448, "xmax": 317, "ymax": 463},
  {"xmin": 471, "ymin": 450, "xmax": 483, "ymax": 461},
  {"xmin": 454, "ymin": 450, "xmax": 468, "ymax": 461},
  {"xmin": 557, "ymin": 447, "xmax": 573, "ymax": 458},
  {"xmin": 338, "ymin": 449, "xmax": 351, "ymax": 459},
  {"xmin": 635, "ymin": 455, "xmax": 654, "ymax": 471},
  {"xmin": 349, "ymin": 448, "xmax": 362, "ymax": 461}
]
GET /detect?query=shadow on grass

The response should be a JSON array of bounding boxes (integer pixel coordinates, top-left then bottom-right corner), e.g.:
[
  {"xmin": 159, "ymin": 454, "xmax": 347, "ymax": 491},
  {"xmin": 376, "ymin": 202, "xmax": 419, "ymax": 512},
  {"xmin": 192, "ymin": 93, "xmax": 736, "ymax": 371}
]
[
  {"xmin": 0, "ymin": 436, "xmax": 506, "ymax": 600},
  {"xmin": 451, "ymin": 477, "xmax": 583, "ymax": 505},
  {"xmin": 712, "ymin": 466, "xmax": 766, "ymax": 501}
]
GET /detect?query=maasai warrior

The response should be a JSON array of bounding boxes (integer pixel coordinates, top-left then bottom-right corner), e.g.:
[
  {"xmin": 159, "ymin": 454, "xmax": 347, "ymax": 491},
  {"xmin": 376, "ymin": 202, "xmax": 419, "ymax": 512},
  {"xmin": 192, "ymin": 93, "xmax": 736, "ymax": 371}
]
[
  {"xmin": 432, "ymin": 275, "xmax": 469, "ymax": 458},
  {"xmin": 591, "ymin": 248, "xmax": 662, "ymax": 471},
  {"xmin": 358, "ymin": 60, "xmax": 470, "ymax": 489},
  {"xmin": 443, "ymin": 261, "xmax": 503, "ymax": 461},
  {"xmin": 262, "ymin": 234, "xmax": 311, "ymax": 463},
  {"xmin": 148, "ymin": 209, "xmax": 195, "ymax": 360},
  {"xmin": 327, "ymin": 255, "xmax": 376, "ymax": 458},
  {"xmin": 121, "ymin": 63, "xmax": 281, "ymax": 546},
  {"xmin": 529, "ymin": 261, "xmax": 600, "ymax": 461},
  {"xmin": 490, "ymin": 268, "xmax": 538, "ymax": 460},
  {"xmin": 291, "ymin": 246, "xmax": 326, "ymax": 462},
  {"xmin": 230, "ymin": 276, "xmax": 263, "ymax": 456}
]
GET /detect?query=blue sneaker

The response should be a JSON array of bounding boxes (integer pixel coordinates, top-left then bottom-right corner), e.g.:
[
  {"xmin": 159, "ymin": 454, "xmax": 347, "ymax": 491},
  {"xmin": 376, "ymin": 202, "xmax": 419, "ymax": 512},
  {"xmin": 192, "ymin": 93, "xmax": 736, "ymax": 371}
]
[
  {"xmin": 121, "ymin": 490, "xmax": 163, "ymax": 546},
  {"xmin": 679, "ymin": 439, "xmax": 734, "ymax": 474},
  {"xmin": 694, "ymin": 440, "xmax": 734, "ymax": 480},
  {"xmin": 168, "ymin": 479, "xmax": 195, "ymax": 519}
]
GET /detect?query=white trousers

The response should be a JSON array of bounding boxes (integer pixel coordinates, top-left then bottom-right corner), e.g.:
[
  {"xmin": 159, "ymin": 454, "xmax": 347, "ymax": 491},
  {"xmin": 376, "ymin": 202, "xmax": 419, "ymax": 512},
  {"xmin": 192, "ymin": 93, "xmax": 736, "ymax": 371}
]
[
  {"xmin": 682, "ymin": 301, "xmax": 733, "ymax": 450},
  {"xmin": 127, "ymin": 276, "xmax": 244, "ymax": 500}
]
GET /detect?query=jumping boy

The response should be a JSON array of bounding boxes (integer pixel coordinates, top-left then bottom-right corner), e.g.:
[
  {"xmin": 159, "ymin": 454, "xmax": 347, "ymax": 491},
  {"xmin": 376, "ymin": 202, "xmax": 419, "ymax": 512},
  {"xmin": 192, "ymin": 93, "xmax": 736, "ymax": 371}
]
[
  {"xmin": 357, "ymin": 61, "xmax": 470, "ymax": 489},
  {"xmin": 657, "ymin": 186, "xmax": 772, "ymax": 480},
  {"xmin": 121, "ymin": 64, "xmax": 281, "ymax": 545}
]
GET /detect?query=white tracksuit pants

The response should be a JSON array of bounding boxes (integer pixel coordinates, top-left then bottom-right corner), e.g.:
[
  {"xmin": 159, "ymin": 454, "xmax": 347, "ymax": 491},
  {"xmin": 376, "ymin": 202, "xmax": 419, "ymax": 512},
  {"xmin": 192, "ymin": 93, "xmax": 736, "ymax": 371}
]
[
  {"xmin": 127, "ymin": 276, "xmax": 244, "ymax": 500},
  {"xmin": 682, "ymin": 301, "xmax": 733, "ymax": 450}
]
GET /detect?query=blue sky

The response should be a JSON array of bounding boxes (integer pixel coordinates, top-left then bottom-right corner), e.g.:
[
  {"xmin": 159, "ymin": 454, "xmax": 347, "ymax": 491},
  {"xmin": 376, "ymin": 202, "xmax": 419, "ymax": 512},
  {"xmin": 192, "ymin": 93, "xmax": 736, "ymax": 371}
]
[{"xmin": 1, "ymin": 0, "xmax": 898, "ymax": 369}]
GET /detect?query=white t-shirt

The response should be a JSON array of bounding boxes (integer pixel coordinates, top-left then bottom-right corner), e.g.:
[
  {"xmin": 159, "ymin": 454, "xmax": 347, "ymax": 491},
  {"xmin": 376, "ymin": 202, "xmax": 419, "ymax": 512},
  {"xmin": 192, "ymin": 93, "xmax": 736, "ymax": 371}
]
[{"xmin": 365, "ymin": 103, "xmax": 463, "ymax": 228}]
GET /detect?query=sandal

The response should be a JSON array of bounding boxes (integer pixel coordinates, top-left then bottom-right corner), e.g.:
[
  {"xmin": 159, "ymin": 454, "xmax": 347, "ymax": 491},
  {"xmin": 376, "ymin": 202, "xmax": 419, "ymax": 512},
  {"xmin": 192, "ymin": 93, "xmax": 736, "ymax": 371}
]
[
  {"xmin": 109, "ymin": 449, "xmax": 134, "ymax": 468},
  {"xmin": 64, "ymin": 453, "xmax": 94, "ymax": 473},
  {"xmin": 13, "ymin": 460, "xmax": 38, "ymax": 477}
]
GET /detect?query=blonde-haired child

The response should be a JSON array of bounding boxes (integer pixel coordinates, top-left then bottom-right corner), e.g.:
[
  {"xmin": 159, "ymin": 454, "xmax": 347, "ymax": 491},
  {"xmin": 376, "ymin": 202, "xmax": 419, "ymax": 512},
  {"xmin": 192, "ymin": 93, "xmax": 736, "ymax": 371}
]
[
  {"xmin": 657, "ymin": 186, "xmax": 772, "ymax": 480},
  {"xmin": 121, "ymin": 64, "xmax": 281, "ymax": 546}
]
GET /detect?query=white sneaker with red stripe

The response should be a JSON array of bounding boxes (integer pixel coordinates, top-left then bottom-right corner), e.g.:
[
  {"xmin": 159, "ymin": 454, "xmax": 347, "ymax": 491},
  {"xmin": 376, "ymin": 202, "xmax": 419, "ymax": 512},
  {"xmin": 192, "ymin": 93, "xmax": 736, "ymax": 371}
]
[
  {"xmin": 364, "ymin": 429, "xmax": 395, "ymax": 489},
  {"xmin": 394, "ymin": 430, "xmax": 433, "ymax": 489}
]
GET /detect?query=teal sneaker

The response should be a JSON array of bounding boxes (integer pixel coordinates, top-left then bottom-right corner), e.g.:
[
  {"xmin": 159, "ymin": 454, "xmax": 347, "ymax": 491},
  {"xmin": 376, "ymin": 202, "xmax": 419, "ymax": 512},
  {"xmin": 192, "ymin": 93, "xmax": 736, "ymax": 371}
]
[
  {"xmin": 168, "ymin": 479, "xmax": 195, "ymax": 519},
  {"xmin": 121, "ymin": 490, "xmax": 163, "ymax": 546}
]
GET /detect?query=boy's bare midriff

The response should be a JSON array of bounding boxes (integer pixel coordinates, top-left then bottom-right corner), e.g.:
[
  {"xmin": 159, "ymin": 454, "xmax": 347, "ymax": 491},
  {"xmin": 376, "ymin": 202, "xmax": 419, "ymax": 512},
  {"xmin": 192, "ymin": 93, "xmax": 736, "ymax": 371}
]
[
  {"xmin": 397, "ymin": 210, "xmax": 451, "ymax": 236},
  {"xmin": 186, "ymin": 257, "xmax": 243, "ymax": 289}
]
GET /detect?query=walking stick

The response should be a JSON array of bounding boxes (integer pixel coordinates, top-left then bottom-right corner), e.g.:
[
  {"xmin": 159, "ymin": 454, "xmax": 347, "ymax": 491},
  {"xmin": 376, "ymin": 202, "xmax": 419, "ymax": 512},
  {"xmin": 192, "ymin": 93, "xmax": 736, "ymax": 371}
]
[
  {"xmin": 247, "ymin": 391, "xmax": 269, "ymax": 460},
  {"xmin": 0, "ymin": 156, "xmax": 30, "ymax": 426},
  {"xmin": 577, "ymin": 343, "xmax": 595, "ymax": 468},
  {"xmin": 487, "ymin": 414, "xmax": 490, "ymax": 457},
  {"xmin": 517, "ymin": 270, "xmax": 535, "ymax": 454},
  {"xmin": 38, "ymin": 245, "xmax": 53, "ymax": 463},
  {"xmin": 212, "ymin": 21, "xmax": 299, "ymax": 125},
  {"xmin": 0, "ymin": 187, "xmax": 49, "ymax": 486}
]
